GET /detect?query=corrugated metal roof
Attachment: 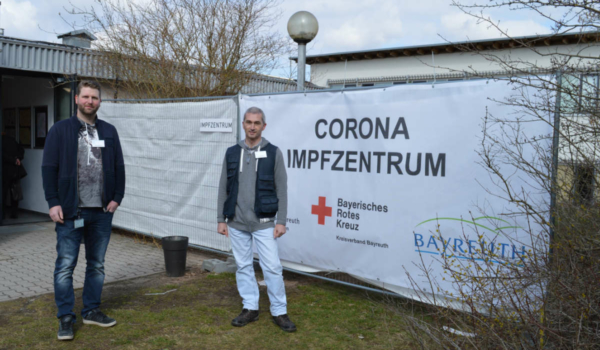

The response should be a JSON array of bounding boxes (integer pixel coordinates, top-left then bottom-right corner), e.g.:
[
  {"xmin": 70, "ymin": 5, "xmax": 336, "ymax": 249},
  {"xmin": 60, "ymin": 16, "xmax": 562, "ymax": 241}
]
[
  {"xmin": 0, "ymin": 36, "xmax": 323, "ymax": 92},
  {"xmin": 0, "ymin": 36, "xmax": 106, "ymax": 77}
]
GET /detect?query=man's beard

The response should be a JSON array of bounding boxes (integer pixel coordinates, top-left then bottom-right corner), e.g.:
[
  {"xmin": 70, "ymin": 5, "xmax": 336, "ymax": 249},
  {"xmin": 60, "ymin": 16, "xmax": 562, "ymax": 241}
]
[{"xmin": 77, "ymin": 103, "xmax": 99, "ymax": 118}]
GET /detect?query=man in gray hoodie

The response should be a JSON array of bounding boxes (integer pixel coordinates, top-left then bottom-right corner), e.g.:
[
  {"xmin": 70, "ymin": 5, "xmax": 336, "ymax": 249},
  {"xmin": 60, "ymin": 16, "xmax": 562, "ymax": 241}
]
[{"xmin": 217, "ymin": 106, "xmax": 295, "ymax": 332}]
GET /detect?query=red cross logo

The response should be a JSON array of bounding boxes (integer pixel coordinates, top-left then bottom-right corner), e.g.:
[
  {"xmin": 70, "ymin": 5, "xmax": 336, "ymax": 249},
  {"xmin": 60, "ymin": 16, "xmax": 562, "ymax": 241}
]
[{"xmin": 311, "ymin": 196, "xmax": 332, "ymax": 225}]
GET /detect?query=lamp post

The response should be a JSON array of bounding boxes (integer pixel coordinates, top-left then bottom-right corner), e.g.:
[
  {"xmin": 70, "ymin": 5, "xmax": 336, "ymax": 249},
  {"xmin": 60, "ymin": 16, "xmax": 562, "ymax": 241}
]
[{"xmin": 287, "ymin": 11, "xmax": 318, "ymax": 91}]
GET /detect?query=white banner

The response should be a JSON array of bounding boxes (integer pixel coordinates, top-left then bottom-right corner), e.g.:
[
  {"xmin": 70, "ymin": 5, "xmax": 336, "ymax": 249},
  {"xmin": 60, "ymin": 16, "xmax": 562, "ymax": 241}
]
[{"xmin": 241, "ymin": 80, "xmax": 551, "ymax": 298}]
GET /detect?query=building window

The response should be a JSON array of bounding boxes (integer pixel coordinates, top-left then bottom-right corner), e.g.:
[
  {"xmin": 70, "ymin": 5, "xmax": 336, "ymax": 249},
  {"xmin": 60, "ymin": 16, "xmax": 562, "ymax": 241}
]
[
  {"xmin": 574, "ymin": 165, "xmax": 595, "ymax": 204},
  {"xmin": 562, "ymin": 74, "xmax": 599, "ymax": 114},
  {"xmin": 412, "ymin": 80, "xmax": 427, "ymax": 84},
  {"xmin": 3, "ymin": 108, "xmax": 17, "ymax": 139},
  {"xmin": 2, "ymin": 106, "xmax": 48, "ymax": 148},
  {"xmin": 18, "ymin": 107, "xmax": 31, "ymax": 148},
  {"xmin": 34, "ymin": 106, "xmax": 48, "ymax": 149},
  {"xmin": 393, "ymin": 81, "xmax": 406, "ymax": 85},
  {"xmin": 344, "ymin": 84, "xmax": 357, "ymax": 88},
  {"xmin": 55, "ymin": 84, "xmax": 73, "ymax": 122},
  {"xmin": 362, "ymin": 83, "xmax": 374, "ymax": 87}
]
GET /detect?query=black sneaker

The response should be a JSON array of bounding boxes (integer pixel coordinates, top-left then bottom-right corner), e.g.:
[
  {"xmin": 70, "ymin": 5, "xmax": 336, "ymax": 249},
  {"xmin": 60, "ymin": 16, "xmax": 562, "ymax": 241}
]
[
  {"xmin": 272, "ymin": 314, "xmax": 297, "ymax": 332},
  {"xmin": 83, "ymin": 309, "xmax": 117, "ymax": 327},
  {"xmin": 231, "ymin": 309, "xmax": 259, "ymax": 327},
  {"xmin": 57, "ymin": 315, "xmax": 75, "ymax": 341}
]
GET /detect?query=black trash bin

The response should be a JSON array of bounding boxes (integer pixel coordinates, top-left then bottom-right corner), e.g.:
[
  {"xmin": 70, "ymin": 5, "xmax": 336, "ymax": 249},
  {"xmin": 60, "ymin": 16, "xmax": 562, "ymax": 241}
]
[{"xmin": 162, "ymin": 236, "xmax": 189, "ymax": 277}]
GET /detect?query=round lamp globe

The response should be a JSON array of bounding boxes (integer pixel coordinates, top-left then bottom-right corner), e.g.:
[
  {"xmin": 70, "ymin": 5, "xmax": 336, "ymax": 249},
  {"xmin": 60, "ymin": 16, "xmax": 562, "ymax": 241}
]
[{"xmin": 287, "ymin": 11, "xmax": 319, "ymax": 44}]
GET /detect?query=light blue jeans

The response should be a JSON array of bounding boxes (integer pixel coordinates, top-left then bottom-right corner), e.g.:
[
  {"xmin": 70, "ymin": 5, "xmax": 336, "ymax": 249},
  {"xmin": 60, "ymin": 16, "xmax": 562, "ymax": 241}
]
[{"xmin": 228, "ymin": 226, "xmax": 287, "ymax": 316}]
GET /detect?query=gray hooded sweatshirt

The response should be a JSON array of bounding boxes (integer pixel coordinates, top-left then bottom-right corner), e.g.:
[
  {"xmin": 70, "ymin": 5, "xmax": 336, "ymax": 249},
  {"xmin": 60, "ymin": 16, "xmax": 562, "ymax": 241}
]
[{"xmin": 217, "ymin": 137, "xmax": 288, "ymax": 232}]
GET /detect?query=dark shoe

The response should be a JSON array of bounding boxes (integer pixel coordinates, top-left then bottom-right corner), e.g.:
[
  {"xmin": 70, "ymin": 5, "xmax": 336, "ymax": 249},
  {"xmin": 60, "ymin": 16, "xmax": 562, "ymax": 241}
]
[
  {"xmin": 83, "ymin": 309, "xmax": 116, "ymax": 327},
  {"xmin": 272, "ymin": 314, "xmax": 297, "ymax": 332},
  {"xmin": 57, "ymin": 315, "xmax": 75, "ymax": 340},
  {"xmin": 231, "ymin": 309, "xmax": 259, "ymax": 327}
]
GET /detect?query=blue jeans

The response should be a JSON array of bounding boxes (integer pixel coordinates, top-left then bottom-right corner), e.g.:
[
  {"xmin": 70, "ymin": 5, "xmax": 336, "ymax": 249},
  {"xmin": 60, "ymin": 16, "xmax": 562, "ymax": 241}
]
[
  {"xmin": 229, "ymin": 226, "xmax": 287, "ymax": 316},
  {"xmin": 54, "ymin": 208, "xmax": 114, "ymax": 319}
]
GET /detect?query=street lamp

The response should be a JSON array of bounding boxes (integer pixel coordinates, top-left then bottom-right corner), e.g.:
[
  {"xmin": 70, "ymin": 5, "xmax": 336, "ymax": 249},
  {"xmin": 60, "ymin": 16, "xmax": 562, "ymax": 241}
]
[{"xmin": 287, "ymin": 11, "xmax": 318, "ymax": 90}]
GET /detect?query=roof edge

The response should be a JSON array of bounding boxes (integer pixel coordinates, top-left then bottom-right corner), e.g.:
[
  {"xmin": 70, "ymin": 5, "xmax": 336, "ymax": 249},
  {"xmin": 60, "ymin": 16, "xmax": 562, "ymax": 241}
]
[{"xmin": 294, "ymin": 30, "xmax": 600, "ymax": 64}]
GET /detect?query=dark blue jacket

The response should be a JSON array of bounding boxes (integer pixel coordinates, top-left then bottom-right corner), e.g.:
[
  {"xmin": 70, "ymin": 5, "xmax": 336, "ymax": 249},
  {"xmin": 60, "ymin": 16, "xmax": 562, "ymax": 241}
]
[{"xmin": 42, "ymin": 116, "xmax": 126, "ymax": 219}]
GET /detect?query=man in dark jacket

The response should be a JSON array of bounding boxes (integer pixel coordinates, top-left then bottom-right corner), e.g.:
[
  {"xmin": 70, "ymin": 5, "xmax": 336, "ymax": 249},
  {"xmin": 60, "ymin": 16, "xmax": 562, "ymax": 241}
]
[
  {"xmin": 42, "ymin": 80, "xmax": 125, "ymax": 341},
  {"xmin": 2, "ymin": 133, "xmax": 25, "ymax": 219}
]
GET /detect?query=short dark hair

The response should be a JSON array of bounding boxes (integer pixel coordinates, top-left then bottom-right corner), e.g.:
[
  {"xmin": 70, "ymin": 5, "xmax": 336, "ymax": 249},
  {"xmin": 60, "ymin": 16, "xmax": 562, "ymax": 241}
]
[
  {"xmin": 76, "ymin": 80, "xmax": 102, "ymax": 98},
  {"xmin": 243, "ymin": 106, "xmax": 265, "ymax": 123}
]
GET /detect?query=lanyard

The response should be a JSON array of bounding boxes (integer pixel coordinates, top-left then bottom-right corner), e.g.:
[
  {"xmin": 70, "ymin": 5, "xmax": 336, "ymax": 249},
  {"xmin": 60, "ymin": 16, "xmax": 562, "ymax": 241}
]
[{"xmin": 239, "ymin": 145, "xmax": 261, "ymax": 173}]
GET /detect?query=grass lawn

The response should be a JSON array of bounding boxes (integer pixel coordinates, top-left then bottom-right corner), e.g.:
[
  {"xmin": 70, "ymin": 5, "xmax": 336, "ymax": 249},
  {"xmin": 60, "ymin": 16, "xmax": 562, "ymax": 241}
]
[{"xmin": 0, "ymin": 267, "xmax": 416, "ymax": 349}]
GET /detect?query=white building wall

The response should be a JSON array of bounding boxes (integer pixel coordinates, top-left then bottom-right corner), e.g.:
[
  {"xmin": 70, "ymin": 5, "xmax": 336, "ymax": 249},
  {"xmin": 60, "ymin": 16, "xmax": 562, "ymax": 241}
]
[
  {"xmin": 2, "ymin": 76, "xmax": 55, "ymax": 213},
  {"xmin": 310, "ymin": 45, "xmax": 600, "ymax": 87}
]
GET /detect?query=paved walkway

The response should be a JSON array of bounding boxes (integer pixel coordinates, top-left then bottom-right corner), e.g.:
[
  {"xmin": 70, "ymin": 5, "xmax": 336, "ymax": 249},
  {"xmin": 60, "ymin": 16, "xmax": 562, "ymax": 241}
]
[
  {"xmin": 0, "ymin": 222, "xmax": 209, "ymax": 302},
  {"xmin": 1, "ymin": 209, "xmax": 52, "ymax": 226}
]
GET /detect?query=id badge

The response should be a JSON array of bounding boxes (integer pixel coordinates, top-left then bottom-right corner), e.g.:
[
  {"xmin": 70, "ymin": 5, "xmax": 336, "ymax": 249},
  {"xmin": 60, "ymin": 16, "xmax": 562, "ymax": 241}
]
[
  {"xmin": 255, "ymin": 151, "xmax": 267, "ymax": 159},
  {"xmin": 74, "ymin": 218, "xmax": 84, "ymax": 229},
  {"xmin": 91, "ymin": 140, "xmax": 105, "ymax": 148}
]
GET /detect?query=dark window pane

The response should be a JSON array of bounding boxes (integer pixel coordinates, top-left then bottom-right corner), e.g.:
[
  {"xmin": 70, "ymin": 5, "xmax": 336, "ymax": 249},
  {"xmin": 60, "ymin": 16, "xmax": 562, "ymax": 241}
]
[
  {"xmin": 34, "ymin": 106, "xmax": 48, "ymax": 149},
  {"xmin": 2, "ymin": 108, "xmax": 17, "ymax": 139},
  {"xmin": 575, "ymin": 165, "xmax": 595, "ymax": 204},
  {"xmin": 18, "ymin": 108, "xmax": 31, "ymax": 147},
  {"xmin": 55, "ymin": 85, "xmax": 72, "ymax": 122}
]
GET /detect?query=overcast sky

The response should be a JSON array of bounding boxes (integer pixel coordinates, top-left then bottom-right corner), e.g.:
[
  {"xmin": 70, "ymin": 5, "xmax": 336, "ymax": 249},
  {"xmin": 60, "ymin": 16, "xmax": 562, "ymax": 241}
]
[{"xmin": 2, "ymin": 0, "xmax": 558, "ymax": 77}]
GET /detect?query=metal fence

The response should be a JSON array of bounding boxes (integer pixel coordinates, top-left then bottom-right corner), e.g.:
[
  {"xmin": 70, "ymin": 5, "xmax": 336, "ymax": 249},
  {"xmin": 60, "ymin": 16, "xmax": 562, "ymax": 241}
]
[
  {"xmin": 100, "ymin": 96, "xmax": 238, "ymax": 253},
  {"xmin": 101, "ymin": 77, "xmax": 565, "ymax": 300},
  {"xmin": 101, "ymin": 91, "xmax": 405, "ymax": 298}
]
